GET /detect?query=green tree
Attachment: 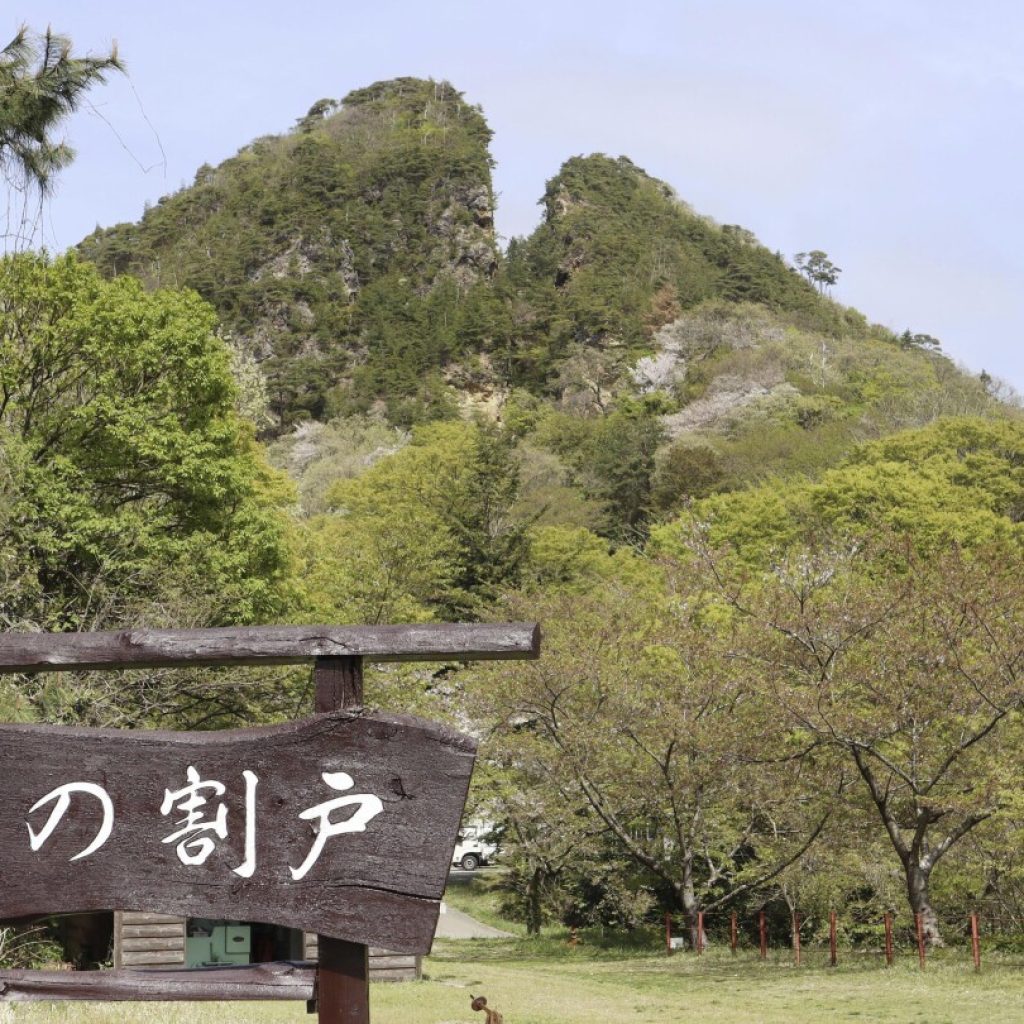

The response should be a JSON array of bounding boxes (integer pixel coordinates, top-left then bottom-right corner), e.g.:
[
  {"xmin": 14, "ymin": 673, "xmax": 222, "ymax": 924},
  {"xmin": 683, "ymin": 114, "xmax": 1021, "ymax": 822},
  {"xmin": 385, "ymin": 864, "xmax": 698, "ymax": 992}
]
[
  {"xmin": 651, "ymin": 441, "xmax": 724, "ymax": 514},
  {"xmin": 469, "ymin": 755, "xmax": 601, "ymax": 936},
  {"xmin": 267, "ymin": 414, "xmax": 407, "ymax": 517},
  {"xmin": 473, "ymin": 580, "xmax": 832, "ymax": 947},
  {"xmin": 586, "ymin": 406, "xmax": 665, "ymax": 538},
  {"xmin": 680, "ymin": 417, "xmax": 1024, "ymax": 564},
  {"xmin": 899, "ymin": 330, "xmax": 942, "ymax": 351},
  {"xmin": 794, "ymin": 250, "xmax": 841, "ymax": 294},
  {"xmin": 0, "ymin": 253, "xmax": 293, "ymax": 640},
  {"xmin": 323, "ymin": 421, "xmax": 530, "ymax": 618},
  {"xmin": 685, "ymin": 529, "xmax": 1024, "ymax": 945},
  {"xmin": 650, "ymin": 416, "xmax": 1024, "ymax": 940}
]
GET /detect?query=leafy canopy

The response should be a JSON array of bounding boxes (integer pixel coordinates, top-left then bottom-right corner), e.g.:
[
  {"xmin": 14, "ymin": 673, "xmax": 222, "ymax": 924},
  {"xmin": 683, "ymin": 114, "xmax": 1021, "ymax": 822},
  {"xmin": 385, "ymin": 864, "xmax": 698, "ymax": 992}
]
[
  {"xmin": 660, "ymin": 417, "xmax": 1024, "ymax": 563},
  {"xmin": 0, "ymin": 252, "xmax": 293, "ymax": 632}
]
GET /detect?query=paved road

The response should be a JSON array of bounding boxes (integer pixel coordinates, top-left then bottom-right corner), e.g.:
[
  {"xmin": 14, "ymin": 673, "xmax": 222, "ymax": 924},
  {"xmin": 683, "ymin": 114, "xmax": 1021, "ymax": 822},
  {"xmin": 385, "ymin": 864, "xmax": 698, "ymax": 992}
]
[{"xmin": 435, "ymin": 903, "xmax": 513, "ymax": 939}]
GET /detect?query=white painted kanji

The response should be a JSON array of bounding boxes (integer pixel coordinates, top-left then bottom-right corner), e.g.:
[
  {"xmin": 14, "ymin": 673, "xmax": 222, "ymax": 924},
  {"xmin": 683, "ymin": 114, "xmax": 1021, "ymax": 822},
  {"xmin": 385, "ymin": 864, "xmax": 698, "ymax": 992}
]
[
  {"xmin": 160, "ymin": 765, "xmax": 258, "ymax": 876},
  {"xmin": 290, "ymin": 772, "xmax": 384, "ymax": 881},
  {"xmin": 26, "ymin": 782, "xmax": 115, "ymax": 862}
]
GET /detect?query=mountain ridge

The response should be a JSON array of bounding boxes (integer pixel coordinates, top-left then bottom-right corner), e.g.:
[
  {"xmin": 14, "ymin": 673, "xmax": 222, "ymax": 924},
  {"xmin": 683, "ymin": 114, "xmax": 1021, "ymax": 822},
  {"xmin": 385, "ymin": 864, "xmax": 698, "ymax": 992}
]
[{"xmin": 75, "ymin": 76, "xmax": 1011, "ymax": 524}]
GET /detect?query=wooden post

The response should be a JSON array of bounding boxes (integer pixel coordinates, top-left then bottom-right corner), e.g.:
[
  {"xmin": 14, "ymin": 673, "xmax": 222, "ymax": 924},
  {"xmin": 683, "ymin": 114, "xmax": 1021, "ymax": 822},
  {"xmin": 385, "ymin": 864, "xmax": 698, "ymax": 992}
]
[
  {"xmin": 884, "ymin": 913, "xmax": 893, "ymax": 967},
  {"xmin": 730, "ymin": 912, "xmax": 737, "ymax": 955},
  {"xmin": 317, "ymin": 939, "xmax": 369, "ymax": 1024},
  {"xmin": 696, "ymin": 912, "xmax": 704, "ymax": 956},
  {"xmin": 315, "ymin": 655, "xmax": 363, "ymax": 716},
  {"xmin": 971, "ymin": 913, "xmax": 981, "ymax": 972},
  {"xmin": 665, "ymin": 913, "xmax": 672, "ymax": 956},
  {"xmin": 792, "ymin": 912, "xmax": 801, "ymax": 967},
  {"xmin": 829, "ymin": 911, "xmax": 837, "ymax": 967},
  {"xmin": 915, "ymin": 913, "xmax": 926, "ymax": 970},
  {"xmin": 759, "ymin": 911, "xmax": 767, "ymax": 960},
  {"xmin": 315, "ymin": 657, "xmax": 369, "ymax": 1024}
]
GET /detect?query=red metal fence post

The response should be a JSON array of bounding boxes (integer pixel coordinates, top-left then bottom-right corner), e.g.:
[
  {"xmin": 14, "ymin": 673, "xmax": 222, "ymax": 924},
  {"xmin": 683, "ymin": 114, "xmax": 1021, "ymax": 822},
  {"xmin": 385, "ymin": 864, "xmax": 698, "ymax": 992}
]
[
  {"xmin": 792, "ymin": 912, "xmax": 801, "ymax": 967},
  {"xmin": 759, "ymin": 911, "xmax": 767, "ymax": 961},
  {"xmin": 971, "ymin": 913, "xmax": 981, "ymax": 972},
  {"xmin": 665, "ymin": 913, "xmax": 673, "ymax": 956},
  {"xmin": 696, "ymin": 912, "xmax": 704, "ymax": 956},
  {"xmin": 829, "ymin": 911, "xmax": 837, "ymax": 967},
  {"xmin": 915, "ymin": 913, "xmax": 926, "ymax": 970},
  {"xmin": 730, "ymin": 912, "xmax": 738, "ymax": 956},
  {"xmin": 884, "ymin": 913, "xmax": 893, "ymax": 968}
]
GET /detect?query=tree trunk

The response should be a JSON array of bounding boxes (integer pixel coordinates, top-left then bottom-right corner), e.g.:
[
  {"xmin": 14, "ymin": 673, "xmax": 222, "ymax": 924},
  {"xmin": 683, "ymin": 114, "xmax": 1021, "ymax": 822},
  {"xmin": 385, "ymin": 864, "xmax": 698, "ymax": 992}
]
[
  {"xmin": 525, "ymin": 867, "xmax": 544, "ymax": 936},
  {"xmin": 678, "ymin": 856, "xmax": 708, "ymax": 950},
  {"xmin": 904, "ymin": 860, "xmax": 943, "ymax": 947}
]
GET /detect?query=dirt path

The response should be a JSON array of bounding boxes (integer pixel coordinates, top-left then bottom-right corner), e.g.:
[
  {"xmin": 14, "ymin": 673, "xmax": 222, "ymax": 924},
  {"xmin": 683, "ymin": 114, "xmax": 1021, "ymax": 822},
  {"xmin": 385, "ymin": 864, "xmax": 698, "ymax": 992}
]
[{"xmin": 434, "ymin": 903, "xmax": 513, "ymax": 939}]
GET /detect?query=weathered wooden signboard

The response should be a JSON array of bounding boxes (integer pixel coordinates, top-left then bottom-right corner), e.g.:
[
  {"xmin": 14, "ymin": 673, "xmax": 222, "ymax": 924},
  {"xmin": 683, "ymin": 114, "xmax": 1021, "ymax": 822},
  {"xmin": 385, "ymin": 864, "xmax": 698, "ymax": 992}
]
[
  {"xmin": 0, "ymin": 623, "xmax": 540, "ymax": 1023},
  {"xmin": 0, "ymin": 712, "xmax": 473, "ymax": 953}
]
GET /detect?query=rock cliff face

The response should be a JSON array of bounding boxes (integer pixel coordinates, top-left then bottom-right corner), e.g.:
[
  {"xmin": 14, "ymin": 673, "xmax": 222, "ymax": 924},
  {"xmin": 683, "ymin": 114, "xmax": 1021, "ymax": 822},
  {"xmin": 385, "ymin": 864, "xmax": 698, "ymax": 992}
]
[{"xmin": 78, "ymin": 78, "xmax": 497, "ymax": 429}]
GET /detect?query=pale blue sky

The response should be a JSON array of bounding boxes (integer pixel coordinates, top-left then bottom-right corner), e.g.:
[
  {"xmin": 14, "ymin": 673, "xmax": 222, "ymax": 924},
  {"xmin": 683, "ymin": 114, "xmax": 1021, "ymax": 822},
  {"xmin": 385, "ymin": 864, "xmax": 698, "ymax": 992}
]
[{"xmin": 11, "ymin": 1, "xmax": 1024, "ymax": 391}]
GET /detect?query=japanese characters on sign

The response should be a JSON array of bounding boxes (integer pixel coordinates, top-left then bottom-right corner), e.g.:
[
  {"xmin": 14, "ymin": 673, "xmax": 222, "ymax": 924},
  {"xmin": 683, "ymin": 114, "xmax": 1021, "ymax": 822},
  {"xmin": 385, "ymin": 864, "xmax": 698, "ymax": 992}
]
[{"xmin": 26, "ymin": 766, "xmax": 384, "ymax": 883}]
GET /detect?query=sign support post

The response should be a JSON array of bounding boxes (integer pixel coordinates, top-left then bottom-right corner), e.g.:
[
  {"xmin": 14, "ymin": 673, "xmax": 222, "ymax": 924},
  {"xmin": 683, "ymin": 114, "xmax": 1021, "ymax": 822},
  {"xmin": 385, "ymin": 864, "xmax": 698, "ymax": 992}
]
[{"xmin": 314, "ymin": 655, "xmax": 369, "ymax": 1024}]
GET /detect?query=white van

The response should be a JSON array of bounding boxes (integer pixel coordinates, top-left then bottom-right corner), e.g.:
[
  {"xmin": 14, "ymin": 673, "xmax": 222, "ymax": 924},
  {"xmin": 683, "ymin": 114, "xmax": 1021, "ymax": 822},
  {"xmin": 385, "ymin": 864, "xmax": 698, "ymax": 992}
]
[{"xmin": 451, "ymin": 822, "xmax": 497, "ymax": 871}]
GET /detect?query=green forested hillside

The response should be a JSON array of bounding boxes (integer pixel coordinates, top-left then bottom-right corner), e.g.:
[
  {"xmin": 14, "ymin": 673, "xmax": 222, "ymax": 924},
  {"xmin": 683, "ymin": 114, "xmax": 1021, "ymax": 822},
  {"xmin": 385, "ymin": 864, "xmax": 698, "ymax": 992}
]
[
  {"xmin": 77, "ymin": 82, "xmax": 1002, "ymax": 528},
  {"xmin": 497, "ymin": 153, "xmax": 862, "ymax": 386}
]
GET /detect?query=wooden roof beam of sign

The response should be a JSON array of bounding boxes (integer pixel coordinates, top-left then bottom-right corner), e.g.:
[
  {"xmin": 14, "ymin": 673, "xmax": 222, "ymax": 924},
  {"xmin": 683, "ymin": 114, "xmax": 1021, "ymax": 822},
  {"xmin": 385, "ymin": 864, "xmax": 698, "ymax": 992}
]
[{"xmin": 0, "ymin": 622, "xmax": 540, "ymax": 673}]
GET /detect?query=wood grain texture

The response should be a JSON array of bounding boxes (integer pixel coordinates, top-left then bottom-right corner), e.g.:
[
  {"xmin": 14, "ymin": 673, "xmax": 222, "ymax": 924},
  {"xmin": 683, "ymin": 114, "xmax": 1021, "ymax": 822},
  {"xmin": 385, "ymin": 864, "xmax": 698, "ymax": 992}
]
[
  {"xmin": 303, "ymin": 933, "xmax": 418, "ymax": 980},
  {"xmin": 0, "ymin": 962, "xmax": 316, "ymax": 1002},
  {"xmin": 121, "ymin": 950, "xmax": 185, "ymax": 967},
  {"xmin": 120, "ymin": 937, "xmax": 185, "ymax": 952},
  {"xmin": 319, "ymin": 936, "xmax": 368, "ymax": 1023},
  {"xmin": 120, "ymin": 912, "xmax": 183, "ymax": 925},
  {"xmin": 315, "ymin": 657, "xmax": 363, "ymax": 713},
  {"xmin": 121, "ymin": 924, "xmax": 185, "ymax": 938},
  {"xmin": 0, "ymin": 622, "xmax": 540, "ymax": 672},
  {"xmin": 314, "ymin": 656, "xmax": 371, "ymax": 1024},
  {"xmin": 0, "ymin": 711, "xmax": 475, "ymax": 953},
  {"xmin": 113, "ymin": 911, "xmax": 184, "ymax": 968}
]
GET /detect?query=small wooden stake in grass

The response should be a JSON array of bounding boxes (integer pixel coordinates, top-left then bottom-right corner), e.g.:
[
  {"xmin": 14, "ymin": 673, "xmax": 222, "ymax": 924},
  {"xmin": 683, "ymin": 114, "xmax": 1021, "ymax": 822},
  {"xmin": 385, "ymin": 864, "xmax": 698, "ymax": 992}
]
[
  {"xmin": 915, "ymin": 913, "xmax": 926, "ymax": 970},
  {"xmin": 696, "ymin": 912, "xmax": 704, "ymax": 956},
  {"xmin": 829, "ymin": 911, "xmax": 837, "ymax": 967},
  {"xmin": 471, "ymin": 995, "xmax": 504, "ymax": 1024},
  {"xmin": 665, "ymin": 913, "xmax": 673, "ymax": 956},
  {"xmin": 759, "ymin": 911, "xmax": 767, "ymax": 961},
  {"xmin": 792, "ymin": 912, "xmax": 801, "ymax": 967},
  {"xmin": 884, "ymin": 913, "xmax": 894, "ymax": 967},
  {"xmin": 730, "ymin": 912, "xmax": 738, "ymax": 955},
  {"xmin": 971, "ymin": 913, "xmax": 981, "ymax": 972}
]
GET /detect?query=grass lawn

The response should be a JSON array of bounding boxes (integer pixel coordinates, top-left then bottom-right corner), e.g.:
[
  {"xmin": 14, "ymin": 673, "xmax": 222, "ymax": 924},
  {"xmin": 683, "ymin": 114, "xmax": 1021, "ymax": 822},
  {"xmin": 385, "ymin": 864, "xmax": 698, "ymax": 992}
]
[
  {"xmin": 6, "ymin": 878, "xmax": 1024, "ymax": 1022},
  {"xmin": 6, "ymin": 945, "xmax": 1024, "ymax": 1024}
]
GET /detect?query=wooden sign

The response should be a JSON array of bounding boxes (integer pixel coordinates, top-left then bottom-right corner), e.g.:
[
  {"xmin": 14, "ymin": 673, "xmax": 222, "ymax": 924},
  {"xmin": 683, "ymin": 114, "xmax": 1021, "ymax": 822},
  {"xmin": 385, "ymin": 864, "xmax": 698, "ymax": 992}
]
[
  {"xmin": 0, "ymin": 710, "xmax": 475, "ymax": 954},
  {"xmin": 0, "ymin": 624, "xmax": 540, "ymax": 1021}
]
